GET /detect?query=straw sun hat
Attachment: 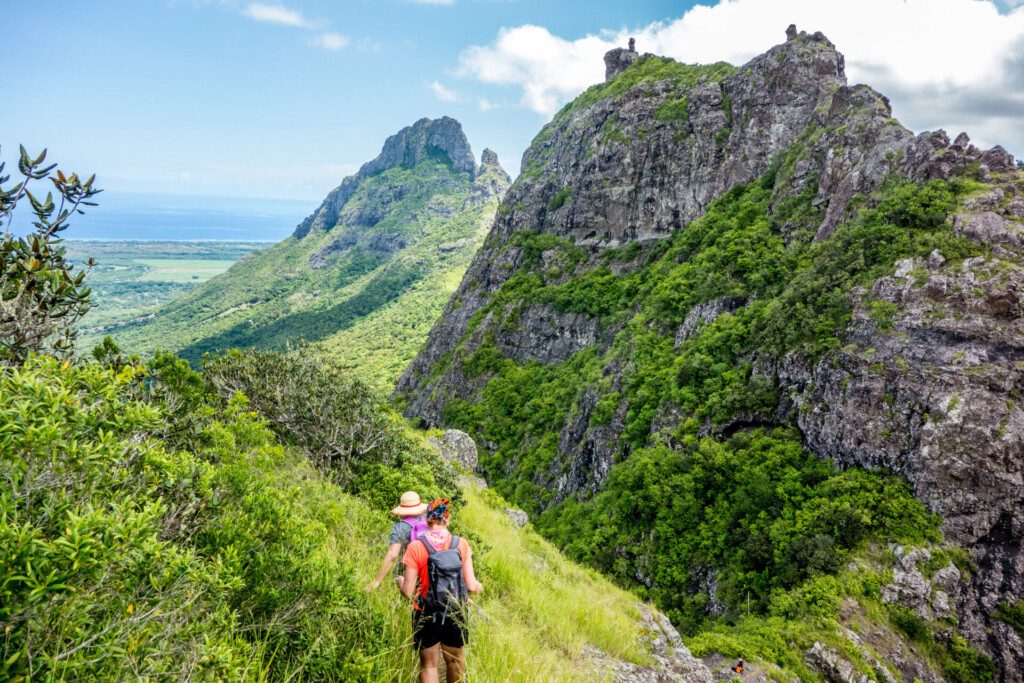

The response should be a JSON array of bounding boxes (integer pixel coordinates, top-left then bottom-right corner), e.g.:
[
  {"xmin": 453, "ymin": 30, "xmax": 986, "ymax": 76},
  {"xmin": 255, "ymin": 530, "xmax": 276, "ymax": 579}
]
[{"xmin": 391, "ymin": 491, "xmax": 427, "ymax": 516}]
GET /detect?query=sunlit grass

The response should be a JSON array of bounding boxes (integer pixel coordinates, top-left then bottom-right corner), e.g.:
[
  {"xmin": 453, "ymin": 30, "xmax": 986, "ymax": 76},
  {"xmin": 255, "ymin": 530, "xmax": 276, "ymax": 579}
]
[{"xmin": 328, "ymin": 475, "xmax": 654, "ymax": 682}]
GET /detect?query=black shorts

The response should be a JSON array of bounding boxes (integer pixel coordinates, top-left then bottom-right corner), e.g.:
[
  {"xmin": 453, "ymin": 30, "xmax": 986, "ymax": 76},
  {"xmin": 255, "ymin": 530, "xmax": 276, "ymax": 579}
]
[{"xmin": 412, "ymin": 608, "xmax": 468, "ymax": 650}]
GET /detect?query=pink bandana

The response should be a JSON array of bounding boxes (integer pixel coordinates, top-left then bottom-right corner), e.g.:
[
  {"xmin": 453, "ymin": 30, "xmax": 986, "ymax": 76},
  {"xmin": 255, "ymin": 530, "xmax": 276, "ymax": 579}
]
[{"xmin": 423, "ymin": 528, "xmax": 451, "ymax": 550}]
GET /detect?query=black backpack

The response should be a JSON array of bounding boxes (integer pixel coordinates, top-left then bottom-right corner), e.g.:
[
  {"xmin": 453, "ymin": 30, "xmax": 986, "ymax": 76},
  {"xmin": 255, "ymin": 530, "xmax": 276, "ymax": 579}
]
[{"xmin": 420, "ymin": 536, "xmax": 468, "ymax": 622}]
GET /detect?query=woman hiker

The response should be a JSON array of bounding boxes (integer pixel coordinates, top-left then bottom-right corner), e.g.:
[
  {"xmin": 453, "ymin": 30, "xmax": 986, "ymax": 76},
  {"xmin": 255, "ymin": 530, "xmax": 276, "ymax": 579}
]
[
  {"xmin": 367, "ymin": 491, "xmax": 428, "ymax": 592},
  {"xmin": 401, "ymin": 498, "xmax": 483, "ymax": 683}
]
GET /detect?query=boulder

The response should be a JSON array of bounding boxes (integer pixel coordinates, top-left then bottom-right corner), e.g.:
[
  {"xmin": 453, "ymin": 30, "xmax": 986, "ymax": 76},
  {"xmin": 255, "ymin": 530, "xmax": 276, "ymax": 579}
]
[
  {"xmin": 805, "ymin": 642, "xmax": 861, "ymax": 683},
  {"xmin": 428, "ymin": 429, "xmax": 479, "ymax": 471},
  {"xmin": 505, "ymin": 508, "xmax": 528, "ymax": 528}
]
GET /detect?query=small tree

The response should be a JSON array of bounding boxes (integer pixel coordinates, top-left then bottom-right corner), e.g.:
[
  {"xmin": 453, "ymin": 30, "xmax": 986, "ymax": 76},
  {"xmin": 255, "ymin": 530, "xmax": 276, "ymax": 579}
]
[{"xmin": 0, "ymin": 145, "xmax": 100, "ymax": 362}]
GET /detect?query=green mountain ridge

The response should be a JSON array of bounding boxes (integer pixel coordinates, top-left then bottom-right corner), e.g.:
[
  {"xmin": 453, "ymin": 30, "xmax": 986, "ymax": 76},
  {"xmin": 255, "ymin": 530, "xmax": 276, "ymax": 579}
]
[
  {"xmin": 396, "ymin": 30, "xmax": 1023, "ymax": 680},
  {"xmin": 108, "ymin": 117, "xmax": 509, "ymax": 391}
]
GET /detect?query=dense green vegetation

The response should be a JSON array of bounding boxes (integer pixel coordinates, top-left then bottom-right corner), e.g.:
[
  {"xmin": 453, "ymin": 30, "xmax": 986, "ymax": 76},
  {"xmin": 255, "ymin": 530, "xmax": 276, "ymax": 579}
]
[
  {"xmin": 109, "ymin": 154, "xmax": 498, "ymax": 391},
  {"xmin": 435, "ymin": 155, "xmax": 994, "ymax": 675},
  {"xmin": 2, "ymin": 347, "xmax": 664, "ymax": 681}
]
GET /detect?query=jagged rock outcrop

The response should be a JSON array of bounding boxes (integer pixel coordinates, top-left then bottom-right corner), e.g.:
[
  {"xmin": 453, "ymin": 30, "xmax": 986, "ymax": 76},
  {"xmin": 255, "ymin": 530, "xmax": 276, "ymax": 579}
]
[
  {"xmin": 294, "ymin": 116, "xmax": 477, "ymax": 239},
  {"xmin": 776, "ymin": 177, "xmax": 1024, "ymax": 674},
  {"xmin": 396, "ymin": 27, "xmax": 1023, "ymax": 677},
  {"xmin": 464, "ymin": 148, "xmax": 511, "ymax": 208},
  {"xmin": 604, "ymin": 38, "xmax": 639, "ymax": 81},
  {"xmin": 504, "ymin": 507, "xmax": 528, "ymax": 528}
]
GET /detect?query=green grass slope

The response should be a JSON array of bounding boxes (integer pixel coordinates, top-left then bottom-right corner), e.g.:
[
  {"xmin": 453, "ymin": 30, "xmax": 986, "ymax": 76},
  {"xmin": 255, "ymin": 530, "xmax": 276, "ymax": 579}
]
[
  {"xmin": 2, "ymin": 352, "xmax": 669, "ymax": 682},
  {"xmin": 110, "ymin": 151, "xmax": 501, "ymax": 392}
]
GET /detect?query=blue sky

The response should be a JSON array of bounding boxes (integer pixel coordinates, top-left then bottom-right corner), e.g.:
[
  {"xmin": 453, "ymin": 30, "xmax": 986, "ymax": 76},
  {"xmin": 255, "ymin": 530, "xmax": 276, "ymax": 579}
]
[
  {"xmin": 4, "ymin": 1, "xmax": 1023, "ymax": 202},
  {"xmin": 2, "ymin": 1, "xmax": 681, "ymax": 200}
]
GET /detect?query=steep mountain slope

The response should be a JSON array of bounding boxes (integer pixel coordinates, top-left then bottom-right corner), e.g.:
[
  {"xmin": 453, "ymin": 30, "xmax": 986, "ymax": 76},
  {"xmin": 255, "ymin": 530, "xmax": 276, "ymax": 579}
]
[
  {"xmin": 111, "ymin": 117, "xmax": 509, "ymax": 390},
  {"xmin": 3, "ymin": 352, "xmax": 715, "ymax": 682},
  {"xmin": 396, "ymin": 29, "xmax": 1023, "ymax": 679}
]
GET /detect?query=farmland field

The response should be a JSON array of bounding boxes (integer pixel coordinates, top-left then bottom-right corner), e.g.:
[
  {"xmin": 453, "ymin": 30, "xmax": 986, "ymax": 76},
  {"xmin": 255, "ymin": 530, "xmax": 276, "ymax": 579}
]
[
  {"xmin": 135, "ymin": 258, "xmax": 239, "ymax": 282},
  {"xmin": 66, "ymin": 240, "xmax": 267, "ymax": 351}
]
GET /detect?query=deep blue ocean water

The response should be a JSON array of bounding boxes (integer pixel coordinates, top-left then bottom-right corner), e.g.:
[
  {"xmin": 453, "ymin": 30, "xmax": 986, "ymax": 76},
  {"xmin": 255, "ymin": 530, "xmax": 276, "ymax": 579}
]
[{"xmin": 6, "ymin": 191, "xmax": 315, "ymax": 242}]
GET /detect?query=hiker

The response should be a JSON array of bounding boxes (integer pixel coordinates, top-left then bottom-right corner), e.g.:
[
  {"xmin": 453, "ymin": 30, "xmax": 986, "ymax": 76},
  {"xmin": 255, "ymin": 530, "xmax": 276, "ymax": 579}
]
[
  {"xmin": 367, "ymin": 491, "xmax": 428, "ymax": 592},
  {"xmin": 401, "ymin": 498, "xmax": 483, "ymax": 683}
]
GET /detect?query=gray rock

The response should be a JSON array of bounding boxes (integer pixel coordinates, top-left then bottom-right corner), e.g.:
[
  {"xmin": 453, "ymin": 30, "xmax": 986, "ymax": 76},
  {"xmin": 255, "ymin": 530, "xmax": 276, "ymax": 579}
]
[
  {"xmin": 953, "ymin": 210, "xmax": 1024, "ymax": 251},
  {"xmin": 881, "ymin": 557, "xmax": 932, "ymax": 619},
  {"xmin": 675, "ymin": 297, "xmax": 747, "ymax": 348},
  {"xmin": 932, "ymin": 564, "xmax": 962, "ymax": 593},
  {"xmin": 464, "ymin": 148, "xmax": 511, "ymax": 208},
  {"xmin": 585, "ymin": 604, "xmax": 714, "ymax": 682},
  {"xmin": 504, "ymin": 508, "xmax": 528, "ymax": 527},
  {"xmin": 428, "ymin": 429, "xmax": 479, "ymax": 471},
  {"xmin": 605, "ymin": 41, "xmax": 639, "ymax": 81},
  {"xmin": 805, "ymin": 642, "xmax": 861, "ymax": 683}
]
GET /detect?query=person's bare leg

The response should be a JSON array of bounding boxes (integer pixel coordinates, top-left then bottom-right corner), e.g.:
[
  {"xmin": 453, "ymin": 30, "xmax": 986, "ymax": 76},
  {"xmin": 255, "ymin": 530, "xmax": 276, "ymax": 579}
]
[
  {"xmin": 420, "ymin": 644, "xmax": 440, "ymax": 683},
  {"xmin": 440, "ymin": 645, "xmax": 466, "ymax": 683}
]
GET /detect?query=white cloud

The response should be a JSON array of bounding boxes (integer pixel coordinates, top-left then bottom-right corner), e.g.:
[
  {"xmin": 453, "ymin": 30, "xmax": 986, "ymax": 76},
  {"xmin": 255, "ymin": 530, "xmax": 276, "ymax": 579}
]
[
  {"xmin": 242, "ymin": 2, "xmax": 312, "ymax": 28},
  {"xmin": 457, "ymin": 0, "xmax": 1024, "ymax": 154},
  {"xmin": 429, "ymin": 80, "xmax": 461, "ymax": 102},
  {"xmin": 477, "ymin": 97, "xmax": 498, "ymax": 112},
  {"xmin": 312, "ymin": 32, "xmax": 349, "ymax": 50}
]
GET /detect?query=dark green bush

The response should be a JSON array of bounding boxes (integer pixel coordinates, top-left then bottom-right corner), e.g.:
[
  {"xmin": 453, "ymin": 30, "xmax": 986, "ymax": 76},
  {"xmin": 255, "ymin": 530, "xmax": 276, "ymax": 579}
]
[{"xmin": 204, "ymin": 349, "xmax": 411, "ymax": 481}]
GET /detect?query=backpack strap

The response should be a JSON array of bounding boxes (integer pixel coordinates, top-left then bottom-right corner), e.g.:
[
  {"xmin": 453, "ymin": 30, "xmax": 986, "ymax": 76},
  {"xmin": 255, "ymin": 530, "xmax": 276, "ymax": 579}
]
[{"xmin": 421, "ymin": 535, "xmax": 460, "ymax": 557}]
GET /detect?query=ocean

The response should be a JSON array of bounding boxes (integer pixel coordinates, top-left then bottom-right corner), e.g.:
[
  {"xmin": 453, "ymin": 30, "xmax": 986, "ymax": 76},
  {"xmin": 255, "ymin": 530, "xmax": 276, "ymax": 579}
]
[{"xmin": 5, "ymin": 191, "xmax": 316, "ymax": 242}]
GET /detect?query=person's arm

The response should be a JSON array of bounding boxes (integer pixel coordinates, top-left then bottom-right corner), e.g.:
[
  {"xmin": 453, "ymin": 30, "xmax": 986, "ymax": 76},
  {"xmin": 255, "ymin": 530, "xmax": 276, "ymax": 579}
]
[
  {"xmin": 366, "ymin": 543, "xmax": 403, "ymax": 590},
  {"xmin": 462, "ymin": 542, "xmax": 483, "ymax": 594},
  {"xmin": 401, "ymin": 562, "xmax": 419, "ymax": 599}
]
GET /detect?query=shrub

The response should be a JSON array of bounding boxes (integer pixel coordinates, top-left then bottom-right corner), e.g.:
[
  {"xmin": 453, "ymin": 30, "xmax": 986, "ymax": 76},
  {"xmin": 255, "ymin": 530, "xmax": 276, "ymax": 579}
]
[
  {"xmin": 0, "ymin": 145, "xmax": 100, "ymax": 362},
  {"xmin": 548, "ymin": 186, "xmax": 571, "ymax": 212},
  {"xmin": 204, "ymin": 349, "xmax": 411, "ymax": 482},
  {"xmin": 0, "ymin": 354, "xmax": 427, "ymax": 680}
]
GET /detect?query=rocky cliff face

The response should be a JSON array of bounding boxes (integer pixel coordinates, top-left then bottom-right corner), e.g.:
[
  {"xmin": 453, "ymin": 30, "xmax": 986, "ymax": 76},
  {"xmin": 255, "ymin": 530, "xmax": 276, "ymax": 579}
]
[
  {"xmin": 397, "ymin": 29, "xmax": 1023, "ymax": 678},
  {"xmin": 777, "ymin": 173, "xmax": 1024, "ymax": 676},
  {"xmin": 294, "ymin": 116, "xmax": 478, "ymax": 239}
]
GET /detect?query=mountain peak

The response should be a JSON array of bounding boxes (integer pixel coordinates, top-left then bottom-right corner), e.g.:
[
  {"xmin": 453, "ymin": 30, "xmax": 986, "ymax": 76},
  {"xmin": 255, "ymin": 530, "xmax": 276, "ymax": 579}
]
[
  {"xmin": 294, "ymin": 116, "xmax": 477, "ymax": 238},
  {"xmin": 466, "ymin": 148, "xmax": 511, "ymax": 208},
  {"xmin": 369, "ymin": 116, "xmax": 476, "ymax": 177}
]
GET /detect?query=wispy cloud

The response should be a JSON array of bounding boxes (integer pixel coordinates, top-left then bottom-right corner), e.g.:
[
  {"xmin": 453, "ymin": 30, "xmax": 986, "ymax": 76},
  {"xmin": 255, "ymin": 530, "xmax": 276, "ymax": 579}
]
[
  {"xmin": 312, "ymin": 32, "xmax": 349, "ymax": 51},
  {"xmin": 429, "ymin": 80, "xmax": 460, "ymax": 102},
  {"xmin": 243, "ymin": 3, "xmax": 313, "ymax": 28},
  {"xmin": 237, "ymin": 2, "xmax": 352, "ymax": 51},
  {"xmin": 477, "ymin": 97, "xmax": 498, "ymax": 112}
]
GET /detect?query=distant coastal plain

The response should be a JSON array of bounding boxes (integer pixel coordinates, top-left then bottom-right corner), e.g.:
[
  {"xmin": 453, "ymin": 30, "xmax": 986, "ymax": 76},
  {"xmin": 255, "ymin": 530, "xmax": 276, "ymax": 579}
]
[
  {"xmin": 65, "ymin": 240, "xmax": 270, "ymax": 350},
  {"xmin": 29, "ymin": 191, "xmax": 313, "ymax": 351}
]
